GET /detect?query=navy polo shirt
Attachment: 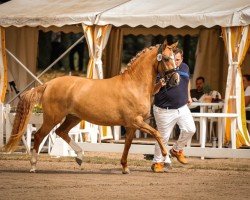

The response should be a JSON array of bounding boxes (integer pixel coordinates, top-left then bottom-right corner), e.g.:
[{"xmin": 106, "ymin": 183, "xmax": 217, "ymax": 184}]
[{"xmin": 154, "ymin": 62, "xmax": 190, "ymax": 109}]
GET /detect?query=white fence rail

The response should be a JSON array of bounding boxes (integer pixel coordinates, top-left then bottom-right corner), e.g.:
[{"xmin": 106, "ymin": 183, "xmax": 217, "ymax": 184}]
[{"xmin": 0, "ymin": 103, "xmax": 249, "ymax": 158}]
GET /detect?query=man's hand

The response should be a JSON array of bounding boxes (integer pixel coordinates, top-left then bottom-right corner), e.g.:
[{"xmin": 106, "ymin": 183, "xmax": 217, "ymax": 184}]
[
  {"xmin": 158, "ymin": 78, "xmax": 166, "ymax": 87},
  {"xmin": 153, "ymin": 78, "xmax": 166, "ymax": 94}
]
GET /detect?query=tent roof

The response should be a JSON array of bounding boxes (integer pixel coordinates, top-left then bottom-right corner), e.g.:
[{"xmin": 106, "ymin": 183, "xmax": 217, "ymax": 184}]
[
  {"xmin": 0, "ymin": 0, "xmax": 249, "ymax": 28},
  {"xmin": 97, "ymin": 0, "xmax": 250, "ymax": 28},
  {"xmin": 0, "ymin": 0, "xmax": 128, "ymax": 27}
]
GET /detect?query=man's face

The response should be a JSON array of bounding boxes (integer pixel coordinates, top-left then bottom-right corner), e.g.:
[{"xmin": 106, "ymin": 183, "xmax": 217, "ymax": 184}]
[
  {"xmin": 196, "ymin": 79, "xmax": 204, "ymax": 91},
  {"xmin": 174, "ymin": 52, "xmax": 183, "ymax": 67}
]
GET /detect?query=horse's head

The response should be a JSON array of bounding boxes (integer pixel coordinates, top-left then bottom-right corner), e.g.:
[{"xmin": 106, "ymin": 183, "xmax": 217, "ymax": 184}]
[{"xmin": 156, "ymin": 41, "xmax": 180, "ymax": 88}]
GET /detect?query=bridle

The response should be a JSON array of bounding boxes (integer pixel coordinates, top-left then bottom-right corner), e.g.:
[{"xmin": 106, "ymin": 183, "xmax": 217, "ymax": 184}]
[{"xmin": 156, "ymin": 44, "xmax": 180, "ymax": 89}]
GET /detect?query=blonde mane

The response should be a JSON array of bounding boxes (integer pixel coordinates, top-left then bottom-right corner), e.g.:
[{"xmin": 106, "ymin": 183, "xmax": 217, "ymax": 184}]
[{"xmin": 122, "ymin": 45, "xmax": 160, "ymax": 74}]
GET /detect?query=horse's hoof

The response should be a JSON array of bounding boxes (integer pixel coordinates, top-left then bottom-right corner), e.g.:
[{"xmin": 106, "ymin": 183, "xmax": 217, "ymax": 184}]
[
  {"xmin": 75, "ymin": 157, "xmax": 83, "ymax": 166},
  {"xmin": 30, "ymin": 168, "xmax": 36, "ymax": 173},
  {"xmin": 122, "ymin": 167, "xmax": 130, "ymax": 174}
]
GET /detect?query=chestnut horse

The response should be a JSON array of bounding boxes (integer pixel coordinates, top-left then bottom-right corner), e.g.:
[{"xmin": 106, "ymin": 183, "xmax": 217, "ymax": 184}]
[{"xmin": 4, "ymin": 41, "xmax": 180, "ymax": 174}]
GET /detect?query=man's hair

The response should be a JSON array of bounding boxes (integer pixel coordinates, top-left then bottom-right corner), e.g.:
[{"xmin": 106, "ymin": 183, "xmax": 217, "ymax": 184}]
[
  {"xmin": 174, "ymin": 48, "xmax": 183, "ymax": 56},
  {"xmin": 196, "ymin": 76, "xmax": 205, "ymax": 83},
  {"xmin": 243, "ymin": 74, "xmax": 250, "ymax": 81}
]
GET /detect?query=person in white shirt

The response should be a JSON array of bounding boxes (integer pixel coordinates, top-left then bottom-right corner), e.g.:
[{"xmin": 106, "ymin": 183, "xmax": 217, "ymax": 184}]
[{"xmin": 243, "ymin": 74, "xmax": 250, "ymax": 121}]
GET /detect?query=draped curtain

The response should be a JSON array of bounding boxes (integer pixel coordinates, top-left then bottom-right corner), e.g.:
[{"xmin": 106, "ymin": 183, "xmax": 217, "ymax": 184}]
[
  {"xmin": 83, "ymin": 24, "xmax": 112, "ymax": 79},
  {"xmin": 192, "ymin": 28, "xmax": 228, "ymax": 94},
  {"xmin": 0, "ymin": 27, "xmax": 7, "ymax": 103},
  {"xmin": 103, "ymin": 27, "xmax": 123, "ymax": 78},
  {"xmin": 5, "ymin": 27, "xmax": 38, "ymax": 89},
  {"xmin": 222, "ymin": 26, "xmax": 250, "ymax": 148},
  {"xmin": 4, "ymin": 27, "xmax": 38, "ymax": 106}
]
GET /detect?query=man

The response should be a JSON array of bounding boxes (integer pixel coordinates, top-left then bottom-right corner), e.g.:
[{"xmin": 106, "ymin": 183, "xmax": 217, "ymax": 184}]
[
  {"xmin": 151, "ymin": 48, "xmax": 196, "ymax": 173},
  {"xmin": 190, "ymin": 76, "xmax": 205, "ymax": 112},
  {"xmin": 191, "ymin": 77, "xmax": 205, "ymax": 101}
]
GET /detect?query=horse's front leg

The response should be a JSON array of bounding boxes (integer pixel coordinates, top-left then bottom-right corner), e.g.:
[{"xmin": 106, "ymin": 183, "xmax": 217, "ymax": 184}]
[
  {"xmin": 133, "ymin": 116, "xmax": 167, "ymax": 157},
  {"xmin": 121, "ymin": 127, "xmax": 136, "ymax": 174}
]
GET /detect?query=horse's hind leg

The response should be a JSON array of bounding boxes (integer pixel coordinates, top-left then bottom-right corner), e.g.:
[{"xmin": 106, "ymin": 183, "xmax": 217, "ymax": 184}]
[
  {"xmin": 54, "ymin": 115, "xmax": 83, "ymax": 166},
  {"xmin": 30, "ymin": 122, "xmax": 55, "ymax": 172},
  {"xmin": 121, "ymin": 127, "xmax": 136, "ymax": 174}
]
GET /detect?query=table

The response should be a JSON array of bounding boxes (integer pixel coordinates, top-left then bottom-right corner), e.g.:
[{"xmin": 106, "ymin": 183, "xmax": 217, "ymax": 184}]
[
  {"xmin": 189, "ymin": 102, "xmax": 238, "ymax": 149},
  {"xmin": 190, "ymin": 102, "xmax": 224, "ymax": 113},
  {"xmin": 190, "ymin": 102, "xmax": 223, "ymax": 147}
]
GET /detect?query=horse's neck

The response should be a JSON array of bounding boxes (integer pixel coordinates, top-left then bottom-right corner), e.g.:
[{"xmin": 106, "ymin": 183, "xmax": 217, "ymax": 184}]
[{"xmin": 125, "ymin": 52, "xmax": 157, "ymax": 95}]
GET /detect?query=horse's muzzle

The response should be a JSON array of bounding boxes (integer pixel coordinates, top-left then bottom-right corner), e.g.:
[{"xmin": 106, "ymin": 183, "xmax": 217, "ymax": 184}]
[
  {"xmin": 172, "ymin": 72, "xmax": 180, "ymax": 86},
  {"xmin": 165, "ymin": 72, "xmax": 180, "ymax": 88}
]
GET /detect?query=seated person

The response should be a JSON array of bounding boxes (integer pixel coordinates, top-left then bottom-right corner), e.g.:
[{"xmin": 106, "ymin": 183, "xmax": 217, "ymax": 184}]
[
  {"xmin": 190, "ymin": 77, "xmax": 222, "ymax": 112},
  {"xmin": 190, "ymin": 76, "xmax": 205, "ymax": 112},
  {"xmin": 191, "ymin": 76, "xmax": 205, "ymax": 101},
  {"xmin": 243, "ymin": 74, "xmax": 250, "ymax": 121}
]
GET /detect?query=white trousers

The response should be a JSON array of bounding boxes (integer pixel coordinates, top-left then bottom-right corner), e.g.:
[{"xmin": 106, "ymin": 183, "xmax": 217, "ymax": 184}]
[{"xmin": 153, "ymin": 104, "xmax": 196, "ymax": 163}]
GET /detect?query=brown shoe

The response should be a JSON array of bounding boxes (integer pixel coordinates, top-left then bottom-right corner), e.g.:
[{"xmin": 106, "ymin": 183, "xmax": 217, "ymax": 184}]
[
  {"xmin": 151, "ymin": 163, "xmax": 164, "ymax": 173},
  {"xmin": 170, "ymin": 149, "xmax": 188, "ymax": 164}
]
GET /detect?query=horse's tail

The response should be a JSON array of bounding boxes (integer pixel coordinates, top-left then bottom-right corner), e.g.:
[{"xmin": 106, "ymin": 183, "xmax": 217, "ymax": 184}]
[{"xmin": 3, "ymin": 84, "xmax": 47, "ymax": 153}]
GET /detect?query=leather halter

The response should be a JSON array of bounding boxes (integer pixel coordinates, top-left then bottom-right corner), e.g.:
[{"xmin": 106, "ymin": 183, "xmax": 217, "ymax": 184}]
[{"xmin": 156, "ymin": 44, "xmax": 179, "ymax": 89}]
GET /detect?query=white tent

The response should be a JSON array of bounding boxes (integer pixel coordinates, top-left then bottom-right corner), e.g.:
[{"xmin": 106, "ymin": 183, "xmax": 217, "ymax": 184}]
[
  {"xmin": 97, "ymin": 0, "xmax": 250, "ymax": 28},
  {"xmin": 0, "ymin": 0, "xmax": 128, "ymax": 27},
  {"xmin": 0, "ymin": 0, "xmax": 249, "ymax": 148},
  {"xmin": 0, "ymin": 0, "xmax": 249, "ymax": 28}
]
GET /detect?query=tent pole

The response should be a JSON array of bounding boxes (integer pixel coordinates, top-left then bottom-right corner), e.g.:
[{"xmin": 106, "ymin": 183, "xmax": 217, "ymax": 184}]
[
  {"xmin": 7, "ymin": 35, "xmax": 85, "ymax": 104},
  {"xmin": 6, "ymin": 49, "xmax": 43, "ymax": 84}
]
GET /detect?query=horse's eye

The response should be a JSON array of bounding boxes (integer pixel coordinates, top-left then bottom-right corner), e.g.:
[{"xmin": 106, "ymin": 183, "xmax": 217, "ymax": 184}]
[{"xmin": 163, "ymin": 57, "xmax": 169, "ymax": 62}]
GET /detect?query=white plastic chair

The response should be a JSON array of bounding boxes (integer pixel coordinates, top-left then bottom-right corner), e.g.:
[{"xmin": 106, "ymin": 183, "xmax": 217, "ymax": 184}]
[
  {"xmin": 38, "ymin": 125, "xmax": 58, "ymax": 154},
  {"xmin": 199, "ymin": 91, "xmax": 222, "ymax": 142},
  {"xmin": 50, "ymin": 121, "xmax": 99, "ymax": 157},
  {"xmin": 112, "ymin": 126, "xmax": 121, "ymax": 141},
  {"xmin": 22, "ymin": 124, "xmax": 37, "ymax": 153},
  {"xmin": 68, "ymin": 123, "xmax": 84, "ymax": 143},
  {"xmin": 207, "ymin": 92, "xmax": 222, "ymax": 141},
  {"xmin": 68, "ymin": 121, "xmax": 99, "ymax": 143}
]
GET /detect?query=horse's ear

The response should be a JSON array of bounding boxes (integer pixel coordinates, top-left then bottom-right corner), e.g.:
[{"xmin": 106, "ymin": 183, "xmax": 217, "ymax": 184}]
[
  {"xmin": 171, "ymin": 41, "xmax": 179, "ymax": 50},
  {"xmin": 162, "ymin": 40, "xmax": 168, "ymax": 50}
]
